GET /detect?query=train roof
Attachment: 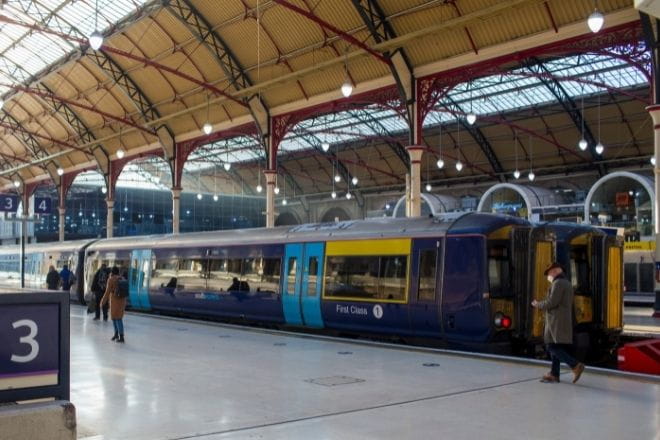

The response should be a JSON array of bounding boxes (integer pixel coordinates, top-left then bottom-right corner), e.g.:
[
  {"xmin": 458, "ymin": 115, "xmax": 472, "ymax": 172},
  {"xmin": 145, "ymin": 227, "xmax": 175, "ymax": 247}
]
[
  {"xmin": 85, "ymin": 212, "xmax": 530, "ymax": 253},
  {"xmin": 538, "ymin": 221, "xmax": 605, "ymax": 240},
  {"xmin": 0, "ymin": 238, "xmax": 97, "ymax": 256}
]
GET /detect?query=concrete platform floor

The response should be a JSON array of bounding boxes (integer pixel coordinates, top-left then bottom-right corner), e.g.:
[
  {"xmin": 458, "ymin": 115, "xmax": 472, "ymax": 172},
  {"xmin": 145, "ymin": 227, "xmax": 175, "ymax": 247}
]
[{"xmin": 70, "ymin": 307, "xmax": 660, "ymax": 440}]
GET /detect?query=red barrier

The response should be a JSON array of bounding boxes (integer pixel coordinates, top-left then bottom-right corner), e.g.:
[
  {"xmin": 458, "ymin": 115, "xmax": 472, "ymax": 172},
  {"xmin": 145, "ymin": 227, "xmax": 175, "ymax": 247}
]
[{"xmin": 618, "ymin": 339, "xmax": 660, "ymax": 375}]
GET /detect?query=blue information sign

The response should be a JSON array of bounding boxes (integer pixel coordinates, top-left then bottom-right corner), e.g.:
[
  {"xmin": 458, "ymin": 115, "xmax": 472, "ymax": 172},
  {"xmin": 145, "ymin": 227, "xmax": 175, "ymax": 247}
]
[
  {"xmin": 0, "ymin": 304, "xmax": 60, "ymax": 390},
  {"xmin": 0, "ymin": 194, "xmax": 18, "ymax": 212},
  {"xmin": 34, "ymin": 197, "xmax": 52, "ymax": 215}
]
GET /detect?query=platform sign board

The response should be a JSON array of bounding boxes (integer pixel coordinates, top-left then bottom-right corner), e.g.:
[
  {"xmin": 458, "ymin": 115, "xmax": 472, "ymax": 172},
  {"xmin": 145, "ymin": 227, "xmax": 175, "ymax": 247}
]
[
  {"xmin": 0, "ymin": 194, "xmax": 18, "ymax": 213},
  {"xmin": 33, "ymin": 197, "xmax": 52, "ymax": 215},
  {"xmin": 0, "ymin": 290, "xmax": 69, "ymax": 402}
]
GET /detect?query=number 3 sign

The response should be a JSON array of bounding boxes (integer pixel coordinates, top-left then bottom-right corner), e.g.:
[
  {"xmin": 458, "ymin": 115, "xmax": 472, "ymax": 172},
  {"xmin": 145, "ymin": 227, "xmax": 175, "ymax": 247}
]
[
  {"xmin": 0, "ymin": 304, "xmax": 60, "ymax": 390},
  {"xmin": 0, "ymin": 194, "xmax": 18, "ymax": 213}
]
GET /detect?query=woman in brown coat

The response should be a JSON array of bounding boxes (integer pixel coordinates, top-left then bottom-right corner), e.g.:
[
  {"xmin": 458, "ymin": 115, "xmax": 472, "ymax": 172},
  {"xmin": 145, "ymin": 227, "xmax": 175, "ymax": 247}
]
[{"xmin": 100, "ymin": 266, "xmax": 127, "ymax": 343}]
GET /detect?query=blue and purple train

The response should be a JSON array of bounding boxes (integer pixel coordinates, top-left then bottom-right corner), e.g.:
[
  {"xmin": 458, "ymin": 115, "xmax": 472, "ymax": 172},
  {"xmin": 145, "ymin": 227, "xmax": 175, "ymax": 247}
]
[{"xmin": 0, "ymin": 212, "xmax": 623, "ymax": 354}]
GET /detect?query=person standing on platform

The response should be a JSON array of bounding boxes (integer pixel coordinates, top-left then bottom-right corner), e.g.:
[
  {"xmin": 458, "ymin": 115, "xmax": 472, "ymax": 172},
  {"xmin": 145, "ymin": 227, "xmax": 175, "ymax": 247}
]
[
  {"xmin": 92, "ymin": 263, "xmax": 110, "ymax": 321},
  {"xmin": 532, "ymin": 262, "xmax": 585, "ymax": 384},
  {"xmin": 100, "ymin": 266, "xmax": 127, "ymax": 343},
  {"xmin": 46, "ymin": 265, "xmax": 60, "ymax": 290},
  {"xmin": 59, "ymin": 264, "xmax": 73, "ymax": 291}
]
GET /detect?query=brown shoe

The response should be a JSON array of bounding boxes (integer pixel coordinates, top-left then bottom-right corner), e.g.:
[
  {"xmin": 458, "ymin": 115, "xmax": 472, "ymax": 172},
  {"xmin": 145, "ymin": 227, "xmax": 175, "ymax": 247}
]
[
  {"xmin": 540, "ymin": 373, "xmax": 560, "ymax": 383},
  {"xmin": 572, "ymin": 363, "xmax": 585, "ymax": 384}
]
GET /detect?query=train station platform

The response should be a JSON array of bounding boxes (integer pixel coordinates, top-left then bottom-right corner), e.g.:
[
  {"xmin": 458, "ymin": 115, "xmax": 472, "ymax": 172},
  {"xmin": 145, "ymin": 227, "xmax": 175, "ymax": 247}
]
[{"xmin": 70, "ymin": 307, "xmax": 659, "ymax": 440}]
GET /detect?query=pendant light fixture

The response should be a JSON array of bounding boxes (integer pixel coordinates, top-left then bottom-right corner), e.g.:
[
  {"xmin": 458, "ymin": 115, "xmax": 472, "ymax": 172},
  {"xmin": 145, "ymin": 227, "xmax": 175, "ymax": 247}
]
[
  {"xmin": 331, "ymin": 157, "xmax": 337, "ymax": 199},
  {"xmin": 587, "ymin": 0, "xmax": 604, "ymax": 33},
  {"xmin": 651, "ymin": 156, "xmax": 656, "ymax": 166},
  {"xmin": 203, "ymin": 95, "xmax": 212, "ymax": 135},
  {"xmin": 513, "ymin": 130, "xmax": 520, "ymax": 179},
  {"xmin": 57, "ymin": 167, "xmax": 64, "ymax": 176},
  {"xmin": 528, "ymin": 135, "xmax": 535, "ymax": 182},
  {"xmin": 116, "ymin": 127, "xmax": 125, "ymax": 159},
  {"xmin": 88, "ymin": 0, "xmax": 103, "ymax": 50},
  {"xmin": 213, "ymin": 164, "xmax": 219, "ymax": 201},
  {"xmin": 578, "ymin": 92, "xmax": 588, "ymax": 151},
  {"xmin": 223, "ymin": 144, "xmax": 231, "ymax": 170},
  {"xmin": 256, "ymin": 164, "xmax": 263, "ymax": 193},
  {"xmin": 595, "ymin": 89, "xmax": 604, "ymax": 155},
  {"xmin": 455, "ymin": 118, "xmax": 463, "ymax": 172},
  {"xmin": 466, "ymin": 83, "xmax": 476, "ymax": 125},
  {"xmin": 437, "ymin": 122, "xmax": 444, "ymax": 169},
  {"xmin": 341, "ymin": 49, "xmax": 353, "ymax": 98}
]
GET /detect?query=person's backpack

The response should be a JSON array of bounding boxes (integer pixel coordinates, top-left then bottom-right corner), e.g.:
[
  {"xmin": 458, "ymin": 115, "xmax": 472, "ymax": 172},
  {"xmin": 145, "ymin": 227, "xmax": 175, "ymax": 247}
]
[
  {"xmin": 117, "ymin": 279, "xmax": 129, "ymax": 298},
  {"xmin": 96, "ymin": 269, "xmax": 109, "ymax": 293}
]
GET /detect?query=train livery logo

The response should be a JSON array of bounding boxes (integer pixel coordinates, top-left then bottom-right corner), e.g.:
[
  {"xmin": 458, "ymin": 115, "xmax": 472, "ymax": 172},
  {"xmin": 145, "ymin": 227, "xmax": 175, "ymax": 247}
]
[{"xmin": 372, "ymin": 305, "xmax": 383, "ymax": 319}]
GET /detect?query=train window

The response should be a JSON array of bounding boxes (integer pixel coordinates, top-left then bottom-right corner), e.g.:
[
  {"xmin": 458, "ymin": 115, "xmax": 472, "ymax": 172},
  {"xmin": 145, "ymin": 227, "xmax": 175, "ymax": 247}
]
[
  {"xmin": 208, "ymin": 259, "xmax": 230, "ymax": 292},
  {"xmin": 570, "ymin": 247, "xmax": 591, "ymax": 296},
  {"xmin": 177, "ymin": 258, "xmax": 208, "ymax": 291},
  {"xmin": 151, "ymin": 258, "xmax": 178, "ymax": 290},
  {"xmin": 252, "ymin": 258, "xmax": 281, "ymax": 293},
  {"xmin": 418, "ymin": 250, "xmax": 436, "ymax": 301},
  {"xmin": 307, "ymin": 257, "xmax": 319, "ymax": 297},
  {"xmin": 488, "ymin": 245, "xmax": 511, "ymax": 297},
  {"xmin": 287, "ymin": 257, "xmax": 297, "ymax": 295},
  {"xmin": 324, "ymin": 255, "xmax": 407, "ymax": 302}
]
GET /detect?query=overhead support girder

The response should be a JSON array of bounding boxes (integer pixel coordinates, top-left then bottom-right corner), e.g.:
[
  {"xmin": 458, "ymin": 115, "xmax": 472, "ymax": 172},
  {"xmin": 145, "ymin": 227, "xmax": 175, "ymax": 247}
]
[
  {"xmin": 525, "ymin": 58, "xmax": 605, "ymax": 176},
  {"xmin": 0, "ymin": 112, "xmax": 49, "ymax": 164},
  {"xmin": 350, "ymin": 0, "xmax": 415, "ymax": 144},
  {"xmin": 344, "ymin": 109, "xmax": 409, "ymax": 168},
  {"xmin": 441, "ymin": 96, "xmax": 505, "ymax": 179},
  {"xmin": 165, "ymin": 0, "xmax": 270, "ymax": 149}
]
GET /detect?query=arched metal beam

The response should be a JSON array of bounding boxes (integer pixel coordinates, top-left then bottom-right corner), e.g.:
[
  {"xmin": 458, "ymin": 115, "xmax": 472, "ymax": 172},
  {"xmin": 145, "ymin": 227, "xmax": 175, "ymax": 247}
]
[
  {"xmin": 344, "ymin": 109, "xmax": 409, "ymax": 167},
  {"xmin": 524, "ymin": 57, "xmax": 605, "ymax": 176},
  {"xmin": 164, "ymin": 0, "xmax": 269, "ymax": 144}
]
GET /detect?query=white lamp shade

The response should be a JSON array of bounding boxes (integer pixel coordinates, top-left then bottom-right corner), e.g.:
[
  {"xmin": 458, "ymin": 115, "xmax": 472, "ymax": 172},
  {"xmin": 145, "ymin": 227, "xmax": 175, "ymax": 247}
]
[
  {"xmin": 321, "ymin": 143, "xmax": 330, "ymax": 152},
  {"xmin": 256, "ymin": 184, "xmax": 263, "ymax": 193},
  {"xmin": 513, "ymin": 169, "xmax": 521, "ymax": 179},
  {"xmin": 282, "ymin": 199, "xmax": 287, "ymax": 206},
  {"xmin": 425, "ymin": 183, "xmax": 432, "ymax": 192},
  {"xmin": 341, "ymin": 81, "xmax": 353, "ymax": 98},
  {"xmin": 595, "ymin": 142, "xmax": 604, "ymax": 155},
  {"xmin": 13, "ymin": 180, "xmax": 20, "ymax": 187},
  {"xmin": 89, "ymin": 31, "xmax": 103, "ymax": 50},
  {"xmin": 455, "ymin": 161, "xmax": 463, "ymax": 172},
  {"xmin": 116, "ymin": 149, "xmax": 125, "ymax": 159},
  {"xmin": 223, "ymin": 162, "xmax": 231, "ymax": 171},
  {"xmin": 651, "ymin": 157, "xmax": 656, "ymax": 166},
  {"xmin": 331, "ymin": 191, "xmax": 337, "ymax": 199},
  {"xmin": 101, "ymin": 187, "xmax": 107, "ymax": 194},
  {"xmin": 588, "ymin": 10, "xmax": 604, "ymax": 33},
  {"xmin": 196, "ymin": 193, "xmax": 202, "ymax": 200},
  {"xmin": 213, "ymin": 194, "xmax": 219, "ymax": 201},
  {"xmin": 351, "ymin": 176, "xmax": 358, "ymax": 185},
  {"xmin": 334, "ymin": 174, "xmax": 341, "ymax": 182},
  {"xmin": 578, "ymin": 139, "xmax": 588, "ymax": 151},
  {"xmin": 466, "ymin": 113, "xmax": 477, "ymax": 125},
  {"xmin": 274, "ymin": 187, "xmax": 280, "ymax": 194},
  {"xmin": 528, "ymin": 171, "xmax": 535, "ymax": 181},
  {"xmin": 56, "ymin": 167, "xmax": 64, "ymax": 176},
  {"xmin": 345, "ymin": 192, "xmax": 352, "ymax": 200},
  {"xmin": 203, "ymin": 122, "xmax": 213, "ymax": 135},
  {"xmin": 436, "ymin": 158, "xmax": 445, "ymax": 169}
]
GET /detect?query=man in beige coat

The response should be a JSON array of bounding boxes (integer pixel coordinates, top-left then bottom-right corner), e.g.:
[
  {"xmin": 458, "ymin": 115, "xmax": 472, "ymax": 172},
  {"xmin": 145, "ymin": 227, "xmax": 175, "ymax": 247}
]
[{"xmin": 532, "ymin": 262, "xmax": 585, "ymax": 383}]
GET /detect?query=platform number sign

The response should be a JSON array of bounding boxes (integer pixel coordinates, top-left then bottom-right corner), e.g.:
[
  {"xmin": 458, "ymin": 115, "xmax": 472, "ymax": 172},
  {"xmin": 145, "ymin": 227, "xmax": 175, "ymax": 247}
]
[
  {"xmin": 34, "ymin": 197, "xmax": 52, "ymax": 215},
  {"xmin": 0, "ymin": 304, "xmax": 60, "ymax": 390},
  {"xmin": 0, "ymin": 194, "xmax": 18, "ymax": 213}
]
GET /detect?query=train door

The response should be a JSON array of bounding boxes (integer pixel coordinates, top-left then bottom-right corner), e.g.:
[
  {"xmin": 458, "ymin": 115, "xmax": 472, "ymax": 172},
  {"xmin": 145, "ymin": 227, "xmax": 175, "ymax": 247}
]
[
  {"xmin": 442, "ymin": 236, "xmax": 490, "ymax": 341},
  {"xmin": 409, "ymin": 239, "xmax": 442, "ymax": 338},
  {"xmin": 529, "ymin": 240, "xmax": 553, "ymax": 340},
  {"xmin": 129, "ymin": 249, "xmax": 152, "ymax": 310},
  {"xmin": 282, "ymin": 243, "xmax": 325, "ymax": 327},
  {"xmin": 604, "ymin": 237, "xmax": 623, "ymax": 330}
]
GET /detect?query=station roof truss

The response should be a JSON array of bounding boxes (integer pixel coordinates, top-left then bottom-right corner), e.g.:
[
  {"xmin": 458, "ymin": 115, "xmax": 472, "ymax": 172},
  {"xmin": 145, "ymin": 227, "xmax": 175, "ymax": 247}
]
[{"xmin": 0, "ymin": 0, "xmax": 652, "ymax": 199}]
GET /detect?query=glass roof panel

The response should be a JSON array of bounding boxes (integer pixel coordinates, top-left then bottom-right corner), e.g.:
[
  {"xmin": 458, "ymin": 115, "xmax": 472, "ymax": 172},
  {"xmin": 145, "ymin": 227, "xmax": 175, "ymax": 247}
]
[{"xmin": 0, "ymin": 0, "xmax": 149, "ymax": 94}]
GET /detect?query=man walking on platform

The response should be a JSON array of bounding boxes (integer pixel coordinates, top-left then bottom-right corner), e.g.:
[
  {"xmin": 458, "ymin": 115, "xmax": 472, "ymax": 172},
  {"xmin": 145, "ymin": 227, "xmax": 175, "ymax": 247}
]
[{"xmin": 532, "ymin": 262, "xmax": 585, "ymax": 384}]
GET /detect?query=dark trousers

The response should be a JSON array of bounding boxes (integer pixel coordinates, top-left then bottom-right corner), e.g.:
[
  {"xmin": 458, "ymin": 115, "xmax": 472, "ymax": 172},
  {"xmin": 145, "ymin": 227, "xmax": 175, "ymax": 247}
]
[
  {"xmin": 547, "ymin": 343, "xmax": 579, "ymax": 377},
  {"xmin": 94, "ymin": 291, "xmax": 108, "ymax": 320}
]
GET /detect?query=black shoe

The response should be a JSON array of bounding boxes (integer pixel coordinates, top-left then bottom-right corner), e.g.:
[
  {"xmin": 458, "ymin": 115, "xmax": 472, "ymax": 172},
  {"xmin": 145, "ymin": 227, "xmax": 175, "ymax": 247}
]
[
  {"xmin": 117, "ymin": 334, "xmax": 125, "ymax": 343},
  {"xmin": 111, "ymin": 333, "xmax": 118, "ymax": 341},
  {"xmin": 103, "ymin": 317, "xmax": 108, "ymax": 322}
]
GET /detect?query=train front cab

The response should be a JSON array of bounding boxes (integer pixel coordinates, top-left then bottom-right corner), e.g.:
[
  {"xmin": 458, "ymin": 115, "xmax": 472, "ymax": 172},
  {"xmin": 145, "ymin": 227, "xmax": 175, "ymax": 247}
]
[{"xmin": 443, "ymin": 213, "xmax": 543, "ymax": 352}]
